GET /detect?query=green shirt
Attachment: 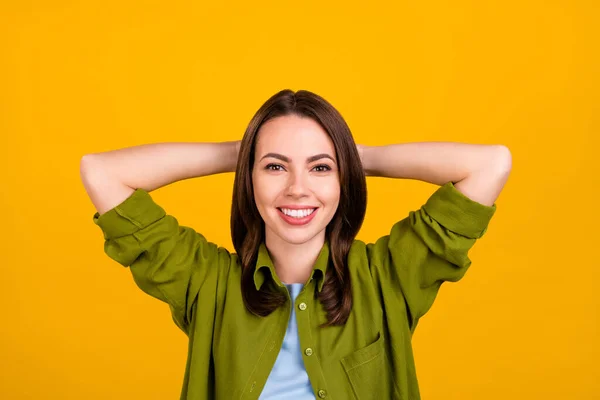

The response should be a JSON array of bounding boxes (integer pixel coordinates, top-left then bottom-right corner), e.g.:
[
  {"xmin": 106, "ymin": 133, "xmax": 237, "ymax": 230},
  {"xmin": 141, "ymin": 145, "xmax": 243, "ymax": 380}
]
[{"xmin": 93, "ymin": 181, "xmax": 496, "ymax": 400}]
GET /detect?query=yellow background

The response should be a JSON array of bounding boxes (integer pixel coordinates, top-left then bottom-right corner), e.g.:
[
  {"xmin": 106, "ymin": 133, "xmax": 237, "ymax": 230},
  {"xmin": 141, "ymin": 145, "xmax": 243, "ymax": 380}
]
[{"xmin": 1, "ymin": 1, "xmax": 598, "ymax": 399}]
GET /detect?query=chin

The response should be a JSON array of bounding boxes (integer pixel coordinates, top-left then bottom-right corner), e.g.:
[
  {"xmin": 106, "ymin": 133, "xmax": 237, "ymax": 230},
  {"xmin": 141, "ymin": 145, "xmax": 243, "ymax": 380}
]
[
  {"xmin": 263, "ymin": 209, "xmax": 330, "ymax": 245},
  {"xmin": 276, "ymin": 231, "xmax": 318, "ymax": 245},
  {"xmin": 269, "ymin": 223, "xmax": 325, "ymax": 245}
]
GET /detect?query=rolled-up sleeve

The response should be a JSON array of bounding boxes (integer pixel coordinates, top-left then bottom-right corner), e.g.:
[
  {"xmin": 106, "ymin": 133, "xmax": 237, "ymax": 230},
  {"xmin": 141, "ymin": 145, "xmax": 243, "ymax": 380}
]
[
  {"xmin": 93, "ymin": 189, "xmax": 228, "ymax": 334},
  {"xmin": 367, "ymin": 181, "xmax": 497, "ymax": 332}
]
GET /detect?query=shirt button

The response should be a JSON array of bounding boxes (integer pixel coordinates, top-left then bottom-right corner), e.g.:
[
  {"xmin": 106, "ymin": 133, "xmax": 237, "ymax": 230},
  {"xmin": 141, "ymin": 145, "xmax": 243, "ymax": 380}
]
[
  {"xmin": 304, "ymin": 347, "xmax": 313, "ymax": 356},
  {"xmin": 318, "ymin": 389, "xmax": 327, "ymax": 398},
  {"xmin": 298, "ymin": 302, "xmax": 307, "ymax": 311}
]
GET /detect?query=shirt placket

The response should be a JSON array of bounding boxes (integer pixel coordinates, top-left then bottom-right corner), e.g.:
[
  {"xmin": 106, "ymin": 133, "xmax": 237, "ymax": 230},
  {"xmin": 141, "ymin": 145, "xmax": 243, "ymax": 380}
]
[
  {"xmin": 295, "ymin": 285, "xmax": 331, "ymax": 399},
  {"xmin": 242, "ymin": 292, "xmax": 291, "ymax": 400}
]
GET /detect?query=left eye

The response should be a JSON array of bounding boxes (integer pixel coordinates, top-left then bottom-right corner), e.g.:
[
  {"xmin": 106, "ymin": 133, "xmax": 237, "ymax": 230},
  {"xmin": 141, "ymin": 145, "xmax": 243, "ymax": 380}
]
[
  {"xmin": 313, "ymin": 164, "xmax": 331, "ymax": 172},
  {"xmin": 315, "ymin": 164, "xmax": 331, "ymax": 172}
]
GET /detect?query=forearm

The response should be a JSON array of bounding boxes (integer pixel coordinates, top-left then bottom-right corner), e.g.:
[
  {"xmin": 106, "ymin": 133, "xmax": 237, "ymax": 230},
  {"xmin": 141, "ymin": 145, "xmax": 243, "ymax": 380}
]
[
  {"xmin": 81, "ymin": 141, "xmax": 240, "ymax": 215},
  {"xmin": 360, "ymin": 141, "xmax": 508, "ymax": 186},
  {"xmin": 83, "ymin": 141, "xmax": 240, "ymax": 191}
]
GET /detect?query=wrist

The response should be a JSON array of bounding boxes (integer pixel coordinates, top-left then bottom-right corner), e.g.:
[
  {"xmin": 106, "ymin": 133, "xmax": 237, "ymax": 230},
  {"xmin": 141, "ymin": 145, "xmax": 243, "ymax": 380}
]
[
  {"xmin": 230, "ymin": 141, "xmax": 241, "ymax": 172},
  {"xmin": 357, "ymin": 144, "xmax": 372, "ymax": 177}
]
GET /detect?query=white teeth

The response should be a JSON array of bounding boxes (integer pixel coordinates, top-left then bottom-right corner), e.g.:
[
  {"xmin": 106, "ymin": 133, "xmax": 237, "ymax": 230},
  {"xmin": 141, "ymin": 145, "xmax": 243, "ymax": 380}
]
[{"xmin": 280, "ymin": 208, "xmax": 315, "ymax": 218}]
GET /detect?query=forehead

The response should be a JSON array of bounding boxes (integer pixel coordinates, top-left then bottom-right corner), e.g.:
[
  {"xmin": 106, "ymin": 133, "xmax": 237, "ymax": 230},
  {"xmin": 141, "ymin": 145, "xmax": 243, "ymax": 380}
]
[{"xmin": 255, "ymin": 115, "xmax": 336, "ymax": 159}]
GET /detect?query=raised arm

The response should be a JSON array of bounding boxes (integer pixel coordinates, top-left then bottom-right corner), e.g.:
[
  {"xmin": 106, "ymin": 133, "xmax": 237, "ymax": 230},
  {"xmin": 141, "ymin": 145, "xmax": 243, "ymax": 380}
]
[
  {"xmin": 360, "ymin": 141, "xmax": 511, "ymax": 332},
  {"xmin": 80, "ymin": 140, "xmax": 241, "ymax": 334},
  {"xmin": 80, "ymin": 140, "xmax": 241, "ymax": 215},
  {"xmin": 357, "ymin": 141, "xmax": 512, "ymax": 205}
]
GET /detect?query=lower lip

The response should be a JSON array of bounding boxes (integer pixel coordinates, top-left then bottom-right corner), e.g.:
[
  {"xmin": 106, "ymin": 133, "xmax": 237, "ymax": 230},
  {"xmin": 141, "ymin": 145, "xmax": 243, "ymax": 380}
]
[{"xmin": 277, "ymin": 208, "xmax": 318, "ymax": 226}]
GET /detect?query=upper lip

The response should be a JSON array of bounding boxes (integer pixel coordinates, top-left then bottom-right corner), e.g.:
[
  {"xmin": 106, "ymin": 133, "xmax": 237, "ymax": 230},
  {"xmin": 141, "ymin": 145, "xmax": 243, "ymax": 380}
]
[{"xmin": 277, "ymin": 205, "xmax": 318, "ymax": 210}]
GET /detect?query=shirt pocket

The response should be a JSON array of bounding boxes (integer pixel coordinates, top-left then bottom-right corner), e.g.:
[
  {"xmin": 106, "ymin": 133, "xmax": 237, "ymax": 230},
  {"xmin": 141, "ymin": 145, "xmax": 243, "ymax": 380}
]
[{"xmin": 340, "ymin": 332, "xmax": 401, "ymax": 400}]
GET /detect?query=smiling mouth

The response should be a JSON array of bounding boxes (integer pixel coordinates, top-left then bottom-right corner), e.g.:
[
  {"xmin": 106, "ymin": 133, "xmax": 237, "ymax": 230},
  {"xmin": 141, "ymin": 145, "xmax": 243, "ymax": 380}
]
[
  {"xmin": 276, "ymin": 207, "xmax": 318, "ymax": 218},
  {"xmin": 276, "ymin": 206, "xmax": 320, "ymax": 226}
]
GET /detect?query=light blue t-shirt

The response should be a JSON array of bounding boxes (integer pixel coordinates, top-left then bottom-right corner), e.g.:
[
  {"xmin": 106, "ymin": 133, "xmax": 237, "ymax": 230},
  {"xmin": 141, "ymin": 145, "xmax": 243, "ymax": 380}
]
[{"xmin": 259, "ymin": 283, "xmax": 315, "ymax": 399}]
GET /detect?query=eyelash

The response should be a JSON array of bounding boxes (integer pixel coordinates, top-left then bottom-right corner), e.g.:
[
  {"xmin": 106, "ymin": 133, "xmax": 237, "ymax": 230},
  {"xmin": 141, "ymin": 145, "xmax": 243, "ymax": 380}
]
[{"xmin": 265, "ymin": 163, "xmax": 332, "ymax": 172}]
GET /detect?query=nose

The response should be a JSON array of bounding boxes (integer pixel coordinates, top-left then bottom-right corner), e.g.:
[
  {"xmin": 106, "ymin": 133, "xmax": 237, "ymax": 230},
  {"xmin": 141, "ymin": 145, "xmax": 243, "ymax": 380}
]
[{"xmin": 285, "ymin": 169, "xmax": 310, "ymax": 198}]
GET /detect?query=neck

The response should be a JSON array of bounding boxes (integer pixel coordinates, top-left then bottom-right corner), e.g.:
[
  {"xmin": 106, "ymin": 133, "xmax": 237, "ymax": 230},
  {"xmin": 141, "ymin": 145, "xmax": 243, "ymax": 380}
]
[{"xmin": 264, "ymin": 230, "xmax": 326, "ymax": 285}]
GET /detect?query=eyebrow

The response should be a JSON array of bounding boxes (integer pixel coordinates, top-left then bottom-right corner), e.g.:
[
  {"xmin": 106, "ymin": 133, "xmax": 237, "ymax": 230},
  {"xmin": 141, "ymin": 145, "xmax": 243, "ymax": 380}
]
[{"xmin": 259, "ymin": 153, "xmax": 336, "ymax": 164}]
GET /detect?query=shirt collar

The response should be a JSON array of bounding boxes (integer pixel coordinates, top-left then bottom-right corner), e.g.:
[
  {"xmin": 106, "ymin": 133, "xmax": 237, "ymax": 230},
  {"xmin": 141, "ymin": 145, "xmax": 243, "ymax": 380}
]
[{"xmin": 253, "ymin": 240, "xmax": 330, "ymax": 293}]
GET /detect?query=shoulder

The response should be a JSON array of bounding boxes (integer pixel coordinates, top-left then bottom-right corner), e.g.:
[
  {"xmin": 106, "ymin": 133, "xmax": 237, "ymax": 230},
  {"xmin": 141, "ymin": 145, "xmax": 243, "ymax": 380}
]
[{"xmin": 347, "ymin": 238, "xmax": 375, "ymax": 275}]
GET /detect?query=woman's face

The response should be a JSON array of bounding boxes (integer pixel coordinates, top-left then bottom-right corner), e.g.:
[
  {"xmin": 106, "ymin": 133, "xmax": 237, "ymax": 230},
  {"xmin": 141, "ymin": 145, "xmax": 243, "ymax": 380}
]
[{"xmin": 252, "ymin": 114, "xmax": 340, "ymax": 246}]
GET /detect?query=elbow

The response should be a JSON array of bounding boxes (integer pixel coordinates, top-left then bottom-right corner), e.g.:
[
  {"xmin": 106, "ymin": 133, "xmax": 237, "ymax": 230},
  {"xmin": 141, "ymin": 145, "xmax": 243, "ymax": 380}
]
[
  {"xmin": 80, "ymin": 154, "xmax": 112, "ymax": 190},
  {"xmin": 492, "ymin": 145, "xmax": 512, "ymax": 173},
  {"xmin": 80, "ymin": 153, "xmax": 99, "ymax": 167},
  {"xmin": 80, "ymin": 154, "xmax": 107, "ymax": 177},
  {"xmin": 80, "ymin": 154, "xmax": 93, "ymax": 178},
  {"xmin": 80, "ymin": 154, "xmax": 96, "ymax": 172}
]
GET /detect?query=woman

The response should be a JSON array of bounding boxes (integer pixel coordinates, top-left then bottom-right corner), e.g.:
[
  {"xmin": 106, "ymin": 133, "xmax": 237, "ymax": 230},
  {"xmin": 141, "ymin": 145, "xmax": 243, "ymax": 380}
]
[{"xmin": 80, "ymin": 89, "xmax": 511, "ymax": 400}]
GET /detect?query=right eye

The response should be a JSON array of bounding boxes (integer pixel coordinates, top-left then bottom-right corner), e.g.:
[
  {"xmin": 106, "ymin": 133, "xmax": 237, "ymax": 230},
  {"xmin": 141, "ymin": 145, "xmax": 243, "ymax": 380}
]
[{"xmin": 265, "ymin": 163, "xmax": 284, "ymax": 171}]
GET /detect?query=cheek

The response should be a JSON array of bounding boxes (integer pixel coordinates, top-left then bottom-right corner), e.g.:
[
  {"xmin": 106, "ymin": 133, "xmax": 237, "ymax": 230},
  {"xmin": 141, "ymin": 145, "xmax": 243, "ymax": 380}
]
[
  {"xmin": 253, "ymin": 178, "xmax": 278, "ymax": 208},
  {"xmin": 317, "ymin": 180, "xmax": 341, "ymax": 204}
]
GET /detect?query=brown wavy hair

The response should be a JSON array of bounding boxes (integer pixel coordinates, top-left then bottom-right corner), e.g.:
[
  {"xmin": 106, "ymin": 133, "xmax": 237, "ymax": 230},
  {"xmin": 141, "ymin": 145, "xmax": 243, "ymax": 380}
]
[{"xmin": 230, "ymin": 89, "xmax": 367, "ymax": 326}]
